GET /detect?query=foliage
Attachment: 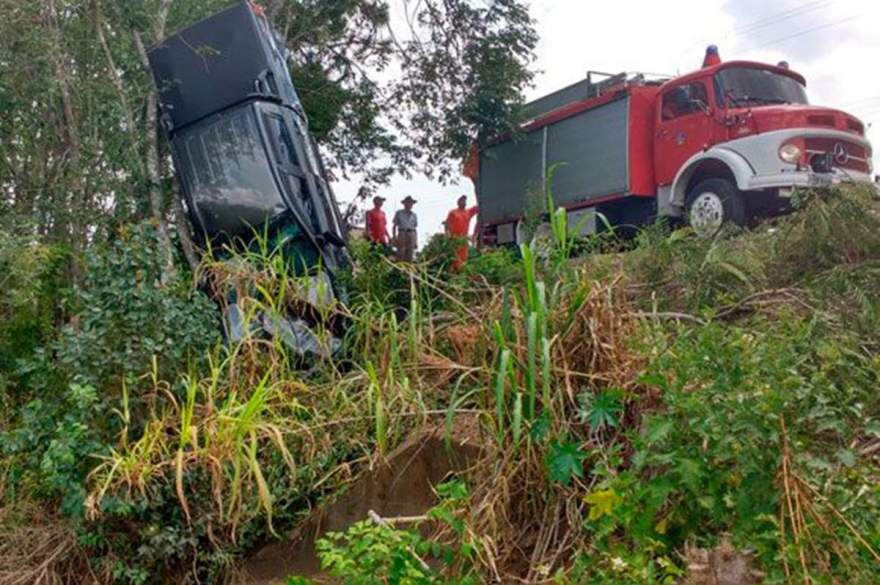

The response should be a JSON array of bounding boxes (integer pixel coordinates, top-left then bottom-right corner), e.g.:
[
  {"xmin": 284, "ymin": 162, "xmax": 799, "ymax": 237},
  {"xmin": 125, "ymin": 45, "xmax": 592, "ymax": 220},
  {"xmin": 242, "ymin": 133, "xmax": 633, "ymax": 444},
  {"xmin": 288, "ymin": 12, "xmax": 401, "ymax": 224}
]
[
  {"xmin": 316, "ymin": 520, "xmax": 442, "ymax": 584},
  {"xmin": 0, "ymin": 223, "xmax": 220, "ymax": 582},
  {"xmin": 389, "ymin": 0, "xmax": 538, "ymax": 180},
  {"xmin": 297, "ymin": 480, "xmax": 477, "ymax": 584},
  {"xmin": 418, "ymin": 233, "xmax": 462, "ymax": 272},
  {"xmin": 339, "ymin": 237, "xmax": 412, "ymax": 307},
  {"xmin": 546, "ymin": 439, "xmax": 587, "ymax": 487},
  {"xmin": 460, "ymin": 246, "xmax": 523, "ymax": 286},
  {"xmin": 0, "ymin": 230, "xmax": 69, "ymax": 396},
  {"xmin": 622, "ymin": 185, "xmax": 880, "ymax": 316},
  {"xmin": 574, "ymin": 318, "xmax": 880, "ymax": 583},
  {"xmin": 1, "ymin": 384, "xmax": 105, "ymax": 518},
  {"xmin": 4, "ymin": 186, "xmax": 880, "ymax": 585},
  {"xmin": 0, "ymin": 0, "xmax": 537, "ymax": 252},
  {"xmin": 51, "ymin": 223, "xmax": 219, "ymax": 393}
]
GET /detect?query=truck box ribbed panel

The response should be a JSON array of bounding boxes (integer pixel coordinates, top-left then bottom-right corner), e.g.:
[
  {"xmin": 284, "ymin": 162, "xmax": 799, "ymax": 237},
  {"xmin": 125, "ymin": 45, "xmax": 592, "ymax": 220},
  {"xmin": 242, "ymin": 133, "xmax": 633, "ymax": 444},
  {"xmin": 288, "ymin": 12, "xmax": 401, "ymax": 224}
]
[
  {"xmin": 479, "ymin": 131, "xmax": 544, "ymax": 225},
  {"xmin": 546, "ymin": 97, "xmax": 629, "ymax": 204},
  {"xmin": 478, "ymin": 97, "xmax": 630, "ymax": 225}
]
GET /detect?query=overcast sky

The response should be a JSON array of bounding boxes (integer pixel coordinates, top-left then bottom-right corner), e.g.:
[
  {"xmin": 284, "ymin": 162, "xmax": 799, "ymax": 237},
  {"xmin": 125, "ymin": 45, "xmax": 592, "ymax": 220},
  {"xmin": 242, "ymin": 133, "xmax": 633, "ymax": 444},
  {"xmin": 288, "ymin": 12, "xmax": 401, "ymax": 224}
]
[{"xmin": 334, "ymin": 0, "xmax": 880, "ymax": 241}]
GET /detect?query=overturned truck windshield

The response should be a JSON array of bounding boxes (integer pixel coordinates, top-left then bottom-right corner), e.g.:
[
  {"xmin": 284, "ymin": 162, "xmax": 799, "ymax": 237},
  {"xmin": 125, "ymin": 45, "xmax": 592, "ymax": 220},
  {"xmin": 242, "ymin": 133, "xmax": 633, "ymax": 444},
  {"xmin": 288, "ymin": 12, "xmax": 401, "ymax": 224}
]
[{"xmin": 147, "ymin": 1, "xmax": 348, "ymax": 354}]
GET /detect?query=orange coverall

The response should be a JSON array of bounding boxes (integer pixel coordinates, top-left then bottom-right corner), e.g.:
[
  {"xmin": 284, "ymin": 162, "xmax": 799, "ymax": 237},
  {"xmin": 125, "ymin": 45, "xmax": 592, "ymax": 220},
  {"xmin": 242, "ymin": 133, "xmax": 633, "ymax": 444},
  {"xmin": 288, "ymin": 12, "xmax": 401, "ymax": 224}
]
[{"xmin": 446, "ymin": 206, "xmax": 479, "ymax": 270}]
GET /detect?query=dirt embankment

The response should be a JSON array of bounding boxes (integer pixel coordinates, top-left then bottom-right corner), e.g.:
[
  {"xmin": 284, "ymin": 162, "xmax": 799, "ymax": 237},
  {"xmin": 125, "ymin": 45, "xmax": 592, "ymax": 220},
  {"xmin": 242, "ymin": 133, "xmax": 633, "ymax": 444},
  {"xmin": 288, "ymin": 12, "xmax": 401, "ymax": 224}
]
[{"xmin": 238, "ymin": 422, "xmax": 483, "ymax": 584}]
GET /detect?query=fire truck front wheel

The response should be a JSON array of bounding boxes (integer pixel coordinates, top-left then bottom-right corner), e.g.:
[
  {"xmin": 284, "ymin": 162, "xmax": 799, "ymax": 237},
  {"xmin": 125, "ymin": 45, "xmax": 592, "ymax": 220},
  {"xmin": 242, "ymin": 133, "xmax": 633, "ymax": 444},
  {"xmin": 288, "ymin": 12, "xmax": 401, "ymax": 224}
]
[{"xmin": 685, "ymin": 178, "xmax": 747, "ymax": 237}]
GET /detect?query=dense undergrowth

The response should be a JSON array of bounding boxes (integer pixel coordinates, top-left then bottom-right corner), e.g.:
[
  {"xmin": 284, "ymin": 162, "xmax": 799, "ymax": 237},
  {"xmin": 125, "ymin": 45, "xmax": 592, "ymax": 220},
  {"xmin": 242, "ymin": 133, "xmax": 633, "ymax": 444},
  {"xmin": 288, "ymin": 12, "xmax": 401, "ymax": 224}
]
[{"xmin": 2, "ymin": 186, "xmax": 880, "ymax": 584}]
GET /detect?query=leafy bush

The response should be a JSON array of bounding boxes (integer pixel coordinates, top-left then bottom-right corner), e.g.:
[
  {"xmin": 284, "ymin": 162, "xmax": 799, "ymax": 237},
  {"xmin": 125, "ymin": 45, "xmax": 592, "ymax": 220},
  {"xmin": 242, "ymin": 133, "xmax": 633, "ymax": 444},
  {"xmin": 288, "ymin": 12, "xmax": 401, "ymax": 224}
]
[
  {"xmin": 0, "ymin": 224, "xmax": 223, "ymax": 582},
  {"xmin": 1, "ymin": 383, "xmax": 105, "ymax": 517},
  {"xmin": 288, "ymin": 481, "xmax": 477, "ymax": 585},
  {"xmin": 461, "ymin": 246, "xmax": 522, "ymax": 285},
  {"xmin": 51, "ymin": 223, "xmax": 219, "ymax": 393},
  {"xmin": 578, "ymin": 318, "xmax": 880, "ymax": 583},
  {"xmin": 5, "ymin": 187, "xmax": 880, "ymax": 584},
  {"xmin": 340, "ymin": 237, "xmax": 411, "ymax": 307}
]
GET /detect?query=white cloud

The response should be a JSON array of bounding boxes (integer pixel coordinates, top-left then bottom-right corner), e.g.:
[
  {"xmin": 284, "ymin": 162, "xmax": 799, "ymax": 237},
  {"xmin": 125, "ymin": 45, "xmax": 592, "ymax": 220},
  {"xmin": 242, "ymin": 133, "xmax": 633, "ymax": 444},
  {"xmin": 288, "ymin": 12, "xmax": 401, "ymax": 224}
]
[{"xmin": 334, "ymin": 0, "xmax": 880, "ymax": 241}]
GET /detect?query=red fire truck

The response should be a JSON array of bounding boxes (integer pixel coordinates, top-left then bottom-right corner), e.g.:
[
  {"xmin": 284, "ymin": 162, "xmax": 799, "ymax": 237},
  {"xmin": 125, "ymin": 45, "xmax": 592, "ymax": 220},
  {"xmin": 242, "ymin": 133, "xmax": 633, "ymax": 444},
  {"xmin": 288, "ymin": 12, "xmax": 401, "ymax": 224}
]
[{"xmin": 467, "ymin": 49, "xmax": 876, "ymax": 242}]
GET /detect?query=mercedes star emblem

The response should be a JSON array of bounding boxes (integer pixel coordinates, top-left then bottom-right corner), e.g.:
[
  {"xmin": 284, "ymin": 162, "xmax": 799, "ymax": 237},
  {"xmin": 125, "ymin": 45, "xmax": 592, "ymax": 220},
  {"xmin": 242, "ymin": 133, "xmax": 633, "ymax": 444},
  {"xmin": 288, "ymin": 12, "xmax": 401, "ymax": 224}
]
[{"xmin": 833, "ymin": 143, "xmax": 849, "ymax": 165}]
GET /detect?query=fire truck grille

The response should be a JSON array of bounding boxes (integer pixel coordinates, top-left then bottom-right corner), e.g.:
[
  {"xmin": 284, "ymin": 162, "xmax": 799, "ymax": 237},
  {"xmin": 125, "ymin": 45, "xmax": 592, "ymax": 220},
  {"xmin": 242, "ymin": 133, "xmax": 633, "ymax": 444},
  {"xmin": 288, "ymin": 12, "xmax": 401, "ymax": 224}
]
[{"xmin": 804, "ymin": 138, "xmax": 870, "ymax": 173}]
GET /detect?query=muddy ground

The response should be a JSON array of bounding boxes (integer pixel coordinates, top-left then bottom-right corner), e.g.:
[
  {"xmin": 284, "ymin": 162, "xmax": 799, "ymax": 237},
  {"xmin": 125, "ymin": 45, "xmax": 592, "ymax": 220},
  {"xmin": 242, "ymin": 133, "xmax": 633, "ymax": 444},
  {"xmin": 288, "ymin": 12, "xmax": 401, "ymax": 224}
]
[{"xmin": 238, "ymin": 422, "xmax": 483, "ymax": 584}]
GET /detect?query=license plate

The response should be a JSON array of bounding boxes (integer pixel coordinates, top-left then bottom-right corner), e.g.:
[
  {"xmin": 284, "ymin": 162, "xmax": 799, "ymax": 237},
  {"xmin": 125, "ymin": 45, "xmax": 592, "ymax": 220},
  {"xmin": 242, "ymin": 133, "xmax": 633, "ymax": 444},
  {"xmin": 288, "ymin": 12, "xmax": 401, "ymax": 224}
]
[{"xmin": 808, "ymin": 174, "xmax": 834, "ymax": 187}]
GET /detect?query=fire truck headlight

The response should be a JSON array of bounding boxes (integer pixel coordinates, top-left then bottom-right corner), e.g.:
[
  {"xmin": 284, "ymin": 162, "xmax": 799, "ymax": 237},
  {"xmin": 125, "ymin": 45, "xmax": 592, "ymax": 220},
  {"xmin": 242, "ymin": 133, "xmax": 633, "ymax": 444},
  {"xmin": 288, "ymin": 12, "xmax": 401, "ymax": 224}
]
[{"xmin": 778, "ymin": 143, "xmax": 802, "ymax": 164}]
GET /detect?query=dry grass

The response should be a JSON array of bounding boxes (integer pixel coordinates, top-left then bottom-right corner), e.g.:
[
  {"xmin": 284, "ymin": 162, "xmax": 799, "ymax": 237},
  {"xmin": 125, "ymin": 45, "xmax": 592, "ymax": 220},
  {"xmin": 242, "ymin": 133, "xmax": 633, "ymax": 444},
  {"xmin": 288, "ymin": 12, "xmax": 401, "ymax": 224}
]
[
  {"xmin": 0, "ymin": 507, "xmax": 94, "ymax": 585},
  {"xmin": 452, "ymin": 275, "xmax": 649, "ymax": 582}
]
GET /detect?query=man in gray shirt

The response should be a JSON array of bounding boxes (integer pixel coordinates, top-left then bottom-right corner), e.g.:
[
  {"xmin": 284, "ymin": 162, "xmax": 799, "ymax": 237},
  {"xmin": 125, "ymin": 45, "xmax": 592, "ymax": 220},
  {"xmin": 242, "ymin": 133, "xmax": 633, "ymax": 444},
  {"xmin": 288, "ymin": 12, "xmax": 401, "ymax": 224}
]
[{"xmin": 393, "ymin": 196, "xmax": 418, "ymax": 262}]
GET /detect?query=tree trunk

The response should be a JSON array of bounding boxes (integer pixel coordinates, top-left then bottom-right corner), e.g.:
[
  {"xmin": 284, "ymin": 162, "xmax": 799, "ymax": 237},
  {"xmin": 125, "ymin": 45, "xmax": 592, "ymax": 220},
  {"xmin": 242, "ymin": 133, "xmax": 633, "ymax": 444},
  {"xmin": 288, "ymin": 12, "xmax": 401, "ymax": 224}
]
[
  {"xmin": 172, "ymin": 195, "xmax": 200, "ymax": 271},
  {"xmin": 95, "ymin": 1, "xmax": 135, "ymax": 135},
  {"xmin": 133, "ymin": 27, "xmax": 176, "ymax": 281},
  {"xmin": 46, "ymin": 0, "xmax": 88, "ymax": 286},
  {"xmin": 159, "ymin": 152, "xmax": 201, "ymax": 271}
]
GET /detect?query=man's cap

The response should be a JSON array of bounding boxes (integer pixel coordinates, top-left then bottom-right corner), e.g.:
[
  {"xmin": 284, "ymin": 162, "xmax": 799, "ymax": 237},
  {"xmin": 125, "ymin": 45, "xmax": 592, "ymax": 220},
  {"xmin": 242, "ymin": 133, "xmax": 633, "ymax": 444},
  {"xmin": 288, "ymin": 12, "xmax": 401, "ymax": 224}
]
[
  {"xmin": 373, "ymin": 196, "xmax": 386, "ymax": 204},
  {"xmin": 458, "ymin": 194, "xmax": 468, "ymax": 201},
  {"xmin": 402, "ymin": 196, "xmax": 417, "ymax": 204}
]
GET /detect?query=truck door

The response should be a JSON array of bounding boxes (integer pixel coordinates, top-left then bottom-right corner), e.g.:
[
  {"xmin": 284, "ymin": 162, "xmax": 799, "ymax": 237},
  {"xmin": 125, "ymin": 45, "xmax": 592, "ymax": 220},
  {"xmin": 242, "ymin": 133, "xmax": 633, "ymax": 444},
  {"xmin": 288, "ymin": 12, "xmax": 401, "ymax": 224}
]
[
  {"xmin": 261, "ymin": 110, "xmax": 322, "ymax": 233},
  {"xmin": 654, "ymin": 81, "xmax": 713, "ymax": 186}
]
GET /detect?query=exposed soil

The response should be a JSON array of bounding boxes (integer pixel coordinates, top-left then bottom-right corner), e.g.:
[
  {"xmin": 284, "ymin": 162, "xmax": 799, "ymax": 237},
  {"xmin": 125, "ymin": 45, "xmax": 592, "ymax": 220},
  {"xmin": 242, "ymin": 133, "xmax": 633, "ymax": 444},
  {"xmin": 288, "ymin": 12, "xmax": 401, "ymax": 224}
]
[{"xmin": 237, "ymin": 420, "xmax": 484, "ymax": 584}]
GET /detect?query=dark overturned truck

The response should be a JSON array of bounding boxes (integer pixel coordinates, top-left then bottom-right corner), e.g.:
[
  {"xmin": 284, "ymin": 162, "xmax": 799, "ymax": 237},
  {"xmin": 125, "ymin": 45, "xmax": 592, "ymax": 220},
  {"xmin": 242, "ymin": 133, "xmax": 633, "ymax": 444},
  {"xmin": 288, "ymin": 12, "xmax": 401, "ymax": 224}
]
[{"xmin": 147, "ymin": 1, "xmax": 348, "ymax": 353}]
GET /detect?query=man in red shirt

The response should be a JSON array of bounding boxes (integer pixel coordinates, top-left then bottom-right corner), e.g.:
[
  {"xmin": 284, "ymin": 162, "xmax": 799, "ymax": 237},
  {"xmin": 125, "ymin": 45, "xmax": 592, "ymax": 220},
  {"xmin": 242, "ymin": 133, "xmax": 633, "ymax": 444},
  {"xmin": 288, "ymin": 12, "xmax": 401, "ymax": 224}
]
[
  {"xmin": 445, "ymin": 195, "xmax": 479, "ymax": 270},
  {"xmin": 365, "ymin": 196, "xmax": 390, "ymax": 250}
]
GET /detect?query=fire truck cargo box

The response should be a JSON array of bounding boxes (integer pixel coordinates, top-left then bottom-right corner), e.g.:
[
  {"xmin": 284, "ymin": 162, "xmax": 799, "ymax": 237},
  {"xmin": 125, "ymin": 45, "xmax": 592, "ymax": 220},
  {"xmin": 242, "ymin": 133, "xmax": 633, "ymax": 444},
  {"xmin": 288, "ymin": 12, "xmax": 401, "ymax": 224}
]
[
  {"xmin": 147, "ymin": 1, "xmax": 300, "ymax": 133},
  {"xmin": 479, "ymin": 91, "xmax": 656, "ymax": 227}
]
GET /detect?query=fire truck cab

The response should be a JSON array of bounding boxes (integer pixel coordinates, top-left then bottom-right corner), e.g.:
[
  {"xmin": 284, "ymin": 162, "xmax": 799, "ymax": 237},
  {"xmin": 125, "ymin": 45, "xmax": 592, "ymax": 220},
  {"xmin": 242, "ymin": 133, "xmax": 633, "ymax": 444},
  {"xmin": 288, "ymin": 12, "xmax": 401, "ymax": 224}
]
[
  {"xmin": 659, "ymin": 60, "xmax": 873, "ymax": 234},
  {"xmin": 469, "ymin": 50, "xmax": 876, "ymax": 242}
]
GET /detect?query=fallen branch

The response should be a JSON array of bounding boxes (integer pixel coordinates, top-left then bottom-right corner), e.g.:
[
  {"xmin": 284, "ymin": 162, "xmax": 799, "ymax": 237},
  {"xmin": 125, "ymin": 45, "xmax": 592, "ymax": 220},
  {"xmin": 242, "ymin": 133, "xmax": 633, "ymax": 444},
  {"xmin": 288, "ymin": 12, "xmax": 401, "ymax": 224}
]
[
  {"xmin": 629, "ymin": 311, "xmax": 707, "ymax": 325},
  {"xmin": 715, "ymin": 288, "xmax": 816, "ymax": 320},
  {"xmin": 367, "ymin": 510, "xmax": 432, "ymax": 572}
]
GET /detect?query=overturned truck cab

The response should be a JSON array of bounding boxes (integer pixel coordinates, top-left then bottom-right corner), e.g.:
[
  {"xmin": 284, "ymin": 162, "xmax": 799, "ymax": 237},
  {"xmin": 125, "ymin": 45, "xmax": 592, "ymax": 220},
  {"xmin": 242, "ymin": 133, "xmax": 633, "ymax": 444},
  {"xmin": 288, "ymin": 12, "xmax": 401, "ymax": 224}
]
[{"xmin": 148, "ymin": 1, "xmax": 347, "ymax": 354}]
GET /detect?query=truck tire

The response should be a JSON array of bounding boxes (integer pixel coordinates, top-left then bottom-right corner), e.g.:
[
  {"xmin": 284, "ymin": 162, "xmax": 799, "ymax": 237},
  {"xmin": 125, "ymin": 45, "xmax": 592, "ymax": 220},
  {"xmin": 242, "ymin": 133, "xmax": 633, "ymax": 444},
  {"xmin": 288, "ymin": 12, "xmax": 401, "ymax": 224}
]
[{"xmin": 685, "ymin": 178, "xmax": 746, "ymax": 237}]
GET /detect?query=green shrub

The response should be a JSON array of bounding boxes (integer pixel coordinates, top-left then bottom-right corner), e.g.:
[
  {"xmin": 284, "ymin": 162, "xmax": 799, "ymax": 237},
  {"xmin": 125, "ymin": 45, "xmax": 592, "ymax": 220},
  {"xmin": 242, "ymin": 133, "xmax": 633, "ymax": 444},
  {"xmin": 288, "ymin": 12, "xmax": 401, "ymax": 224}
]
[
  {"xmin": 340, "ymin": 237, "xmax": 411, "ymax": 307},
  {"xmin": 579, "ymin": 317, "xmax": 880, "ymax": 583},
  {"xmin": 461, "ymin": 246, "xmax": 521, "ymax": 285},
  {"xmin": 292, "ymin": 481, "xmax": 477, "ymax": 585},
  {"xmin": 52, "ymin": 223, "xmax": 219, "ymax": 393}
]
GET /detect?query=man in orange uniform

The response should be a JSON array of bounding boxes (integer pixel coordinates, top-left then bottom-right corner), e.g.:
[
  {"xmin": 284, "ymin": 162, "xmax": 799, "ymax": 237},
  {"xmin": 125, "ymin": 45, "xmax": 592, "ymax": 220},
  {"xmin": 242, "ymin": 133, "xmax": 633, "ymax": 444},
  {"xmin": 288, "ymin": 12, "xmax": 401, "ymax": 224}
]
[
  {"xmin": 365, "ymin": 196, "xmax": 391, "ymax": 251},
  {"xmin": 445, "ymin": 195, "xmax": 479, "ymax": 270}
]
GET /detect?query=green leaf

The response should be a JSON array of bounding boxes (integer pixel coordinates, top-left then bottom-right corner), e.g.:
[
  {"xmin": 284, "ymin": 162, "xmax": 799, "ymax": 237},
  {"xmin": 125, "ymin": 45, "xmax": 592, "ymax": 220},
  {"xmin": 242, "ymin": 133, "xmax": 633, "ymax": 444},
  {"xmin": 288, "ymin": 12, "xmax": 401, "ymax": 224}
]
[
  {"xmin": 578, "ymin": 389, "xmax": 623, "ymax": 431},
  {"xmin": 583, "ymin": 489, "xmax": 622, "ymax": 521},
  {"xmin": 546, "ymin": 440, "xmax": 587, "ymax": 486},
  {"xmin": 837, "ymin": 449, "xmax": 857, "ymax": 467},
  {"xmin": 643, "ymin": 417, "xmax": 674, "ymax": 446}
]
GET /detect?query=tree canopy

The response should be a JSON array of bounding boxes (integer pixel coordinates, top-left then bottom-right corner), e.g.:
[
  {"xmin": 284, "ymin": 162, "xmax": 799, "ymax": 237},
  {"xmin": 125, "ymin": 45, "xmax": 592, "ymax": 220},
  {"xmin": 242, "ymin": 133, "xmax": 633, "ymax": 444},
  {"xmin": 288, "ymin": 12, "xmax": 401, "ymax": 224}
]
[{"xmin": 0, "ymin": 0, "xmax": 537, "ymax": 267}]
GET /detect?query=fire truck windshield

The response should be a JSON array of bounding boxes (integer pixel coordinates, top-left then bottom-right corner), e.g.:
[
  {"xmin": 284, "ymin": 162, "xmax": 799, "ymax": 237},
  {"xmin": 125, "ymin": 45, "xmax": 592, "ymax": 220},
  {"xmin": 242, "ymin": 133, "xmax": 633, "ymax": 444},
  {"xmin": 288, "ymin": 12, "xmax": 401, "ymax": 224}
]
[{"xmin": 715, "ymin": 67, "xmax": 808, "ymax": 108}]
